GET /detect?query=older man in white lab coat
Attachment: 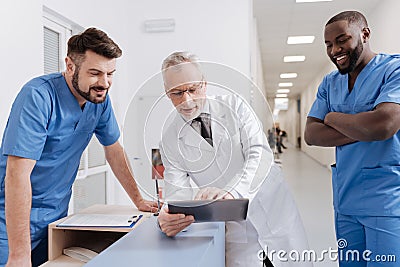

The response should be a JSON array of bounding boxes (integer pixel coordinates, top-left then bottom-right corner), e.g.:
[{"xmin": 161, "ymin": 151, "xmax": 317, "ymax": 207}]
[{"xmin": 157, "ymin": 51, "xmax": 312, "ymax": 267}]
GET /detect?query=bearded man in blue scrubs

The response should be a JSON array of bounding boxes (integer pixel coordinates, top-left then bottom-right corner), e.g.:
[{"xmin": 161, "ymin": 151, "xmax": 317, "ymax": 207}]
[
  {"xmin": 305, "ymin": 11, "xmax": 400, "ymax": 267},
  {"xmin": 0, "ymin": 28, "xmax": 157, "ymax": 267}
]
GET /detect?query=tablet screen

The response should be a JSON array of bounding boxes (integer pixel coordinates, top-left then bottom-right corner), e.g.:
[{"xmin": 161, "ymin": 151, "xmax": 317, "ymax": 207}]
[{"xmin": 168, "ymin": 198, "xmax": 249, "ymax": 222}]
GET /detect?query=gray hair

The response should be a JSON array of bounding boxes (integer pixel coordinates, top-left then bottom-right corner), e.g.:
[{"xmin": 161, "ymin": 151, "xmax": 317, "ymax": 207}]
[{"xmin": 161, "ymin": 51, "xmax": 203, "ymax": 76}]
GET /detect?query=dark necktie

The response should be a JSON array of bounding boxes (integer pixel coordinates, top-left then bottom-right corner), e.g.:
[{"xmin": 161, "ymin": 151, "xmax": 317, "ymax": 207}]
[{"xmin": 192, "ymin": 113, "xmax": 213, "ymax": 146}]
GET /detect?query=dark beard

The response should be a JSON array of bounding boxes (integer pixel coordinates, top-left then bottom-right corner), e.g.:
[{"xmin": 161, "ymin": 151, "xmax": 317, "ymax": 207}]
[
  {"xmin": 72, "ymin": 68, "xmax": 108, "ymax": 104},
  {"xmin": 337, "ymin": 38, "xmax": 363, "ymax": 75}
]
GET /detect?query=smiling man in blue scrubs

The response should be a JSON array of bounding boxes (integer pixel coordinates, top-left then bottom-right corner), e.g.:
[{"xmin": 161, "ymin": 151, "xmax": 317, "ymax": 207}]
[
  {"xmin": 305, "ymin": 11, "xmax": 400, "ymax": 267},
  {"xmin": 0, "ymin": 28, "xmax": 157, "ymax": 267}
]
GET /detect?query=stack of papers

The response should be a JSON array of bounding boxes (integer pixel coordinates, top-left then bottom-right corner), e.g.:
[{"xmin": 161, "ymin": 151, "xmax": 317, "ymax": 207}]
[
  {"xmin": 63, "ymin": 246, "xmax": 98, "ymax": 262},
  {"xmin": 57, "ymin": 214, "xmax": 142, "ymax": 228}
]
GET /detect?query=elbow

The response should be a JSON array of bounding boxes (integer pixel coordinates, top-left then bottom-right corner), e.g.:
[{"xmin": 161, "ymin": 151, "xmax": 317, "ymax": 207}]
[
  {"xmin": 380, "ymin": 121, "xmax": 399, "ymax": 140},
  {"xmin": 304, "ymin": 119, "xmax": 322, "ymax": 146},
  {"xmin": 372, "ymin": 126, "xmax": 398, "ymax": 141},
  {"xmin": 360, "ymin": 123, "xmax": 397, "ymax": 141},
  {"xmin": 304, "ymin": 130, "xmax": 315, "ymax": 146},
  {"xmin": 305, "ymin": 139, "xmax": 314, "ymax": 146},
  {"xmin": 304, "ymin": 136, "xmax": 312, "ymax": 146}
]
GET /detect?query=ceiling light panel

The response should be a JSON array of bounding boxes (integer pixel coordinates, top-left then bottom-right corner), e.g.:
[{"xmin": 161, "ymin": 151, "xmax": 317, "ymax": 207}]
[
  {"xmin": 276, "ymin": 94, "xmax": 288, "ymax": 98},
  {"xmin": 287, "ymin": 36, "xmax": 315, "ymax": 44},
  {"xmin": 280, "ymin": 73, "xmax": 298, "ymax": 79},
  {"xmin": 296, "ymin": 0, "xmax": 332, "ymax": 2},
  {"xmin": 283, "ymin": 55, "xmax": 306, "ymax": 62},
  {"xmin": 279, "ymin": 82, "xmax": 293, "ymax": 87},
  {"xmin": 277, "ymin": 89, "xmax": 290, "ymax": 93}
]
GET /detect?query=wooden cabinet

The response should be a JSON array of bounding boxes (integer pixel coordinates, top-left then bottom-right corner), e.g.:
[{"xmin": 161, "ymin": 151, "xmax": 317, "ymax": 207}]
[{"xmin": 40, "ymin": 204, "xmax": 151, "ymax": 266}]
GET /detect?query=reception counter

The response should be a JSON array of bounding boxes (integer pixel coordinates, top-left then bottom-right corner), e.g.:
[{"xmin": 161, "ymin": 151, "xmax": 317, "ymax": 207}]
[
  {"xmin": 85, "ymin": 216, "xmax": 225, "ymax": 267},
  {"xmin": 41, "ymin": 205, "xmax": 225, "ymax": 267}
]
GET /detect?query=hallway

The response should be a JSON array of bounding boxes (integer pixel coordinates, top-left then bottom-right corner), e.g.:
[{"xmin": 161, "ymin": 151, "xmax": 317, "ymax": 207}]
[{"xmin": 278, "ymin": 145, "xmax": 338, "ymax": 266}]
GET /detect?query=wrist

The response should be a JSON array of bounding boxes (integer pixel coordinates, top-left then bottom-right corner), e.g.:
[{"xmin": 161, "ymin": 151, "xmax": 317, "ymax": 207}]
[
  {"xmin": 8, "ymin": 250, "xmax": 31, "ymax": 262},
  {"xmin": 133, "ymin": 196, "xmax": 144, "ymax": 206}
]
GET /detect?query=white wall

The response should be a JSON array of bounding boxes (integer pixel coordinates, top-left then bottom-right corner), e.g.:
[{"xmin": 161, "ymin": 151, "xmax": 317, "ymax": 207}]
[
  {"xmin": 250, "ymin": 18, "xmax": 274, "ymax": 133},
  {"xmin": 367, "ymin": 0, "xmax": 400, "ymax": 54},
  {"xmin": 278, "ymin": 98, "xmax": 300, "ymax": 147},
  {"xmin": 0, "ymin": 0, "xmax": 43, "ymax": 135}
]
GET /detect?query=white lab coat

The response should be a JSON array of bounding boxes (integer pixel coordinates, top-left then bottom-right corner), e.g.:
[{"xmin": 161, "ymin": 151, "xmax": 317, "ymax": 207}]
[{"xmin": 160, "ymin": 95, "xmax": 312, "ymax": 267}]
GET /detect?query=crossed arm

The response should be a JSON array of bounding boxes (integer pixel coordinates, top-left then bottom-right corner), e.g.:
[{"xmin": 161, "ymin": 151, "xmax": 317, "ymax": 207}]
[{"xmin": 305, "ymin": 102, "xmax": 400, "ymax": 147}]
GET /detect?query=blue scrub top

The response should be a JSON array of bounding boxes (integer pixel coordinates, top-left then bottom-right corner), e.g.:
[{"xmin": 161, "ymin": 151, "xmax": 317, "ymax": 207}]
[
  {"xmin": 0, "ymin": 73, "xmax": 120, "ymax": 248},
  {"xmin": 309, "ymin": 54, "xmax": 400, "ymax": 216}
]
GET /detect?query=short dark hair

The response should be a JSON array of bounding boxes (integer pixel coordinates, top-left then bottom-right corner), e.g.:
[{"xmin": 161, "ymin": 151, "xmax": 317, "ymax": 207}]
[
  {"xmin": 326, "ymin": 10, "xmax": 368, "ymax": 28},
  {"xmin": 67, "ymin": 27, "xmax": 122, "ymax": 64}
]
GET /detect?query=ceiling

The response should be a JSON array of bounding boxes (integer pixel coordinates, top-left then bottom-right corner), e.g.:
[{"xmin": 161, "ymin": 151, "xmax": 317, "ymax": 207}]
[{"xmin": 253, "ymin": 0, "xmax": 381, "ymax": 99}]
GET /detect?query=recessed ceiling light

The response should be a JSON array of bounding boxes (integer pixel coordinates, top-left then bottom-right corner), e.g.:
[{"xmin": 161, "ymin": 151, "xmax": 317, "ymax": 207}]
[
  {"xmin": 279, "ymin": 82, "xmax": 293, "ymax": 87},
  {"xmin": 276, "ymin": 94, "xmax": 288, "ymax": 98},
  {"xmin": 284, "ymin": 55, "xmax": 306, "ymax": 62},
  {"xmin": 283, "ymin": 56, "xmax": 306, "ymax": 62},
  {"xmin": 296, "ymin": 0, "xmax": 332, "ymax": 3},
  {"xmin": 280, "ymin": 73, "xmax": 298, "ymax": 79},
  {"xmin": 287, "ymin": 36, "xmax": 315, "ymax": 44},
  {"xmin": 277, "ymin": 89, "xmax": 290, "ymax": 93}
]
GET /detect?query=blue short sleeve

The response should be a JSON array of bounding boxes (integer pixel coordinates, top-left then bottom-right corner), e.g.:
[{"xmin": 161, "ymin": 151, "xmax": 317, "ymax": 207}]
[
  {"xmin": 308, "ymin": 76, "xmax": 330, "ymax": 121},
  {"xmin": 2, "ymin": 86, "xmax": 50, "ymax": 160},
  {"xmin": 94, "ymin": 96, "xmax": 120, "ymax": 146},
  {"xmin": 374, "ymin": 61, "xmax": 400, "ymax": 107}
]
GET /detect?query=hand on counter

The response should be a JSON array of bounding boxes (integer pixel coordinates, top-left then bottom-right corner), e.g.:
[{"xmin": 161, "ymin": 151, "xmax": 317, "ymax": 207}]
[{"xmin": 136, "ymin": 199, "xmax": 159, "ymax": 213}]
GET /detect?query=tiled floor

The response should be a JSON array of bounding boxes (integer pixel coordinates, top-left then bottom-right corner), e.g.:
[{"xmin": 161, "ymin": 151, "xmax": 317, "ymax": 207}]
[{"xmin": 278, "ymin": 145, "xmax": 338, "ymax": 267}]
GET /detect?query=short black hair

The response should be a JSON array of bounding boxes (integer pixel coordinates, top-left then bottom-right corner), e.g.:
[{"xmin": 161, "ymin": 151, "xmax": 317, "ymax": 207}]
[
  {"xmin": 67, "ymin": 27, "xmax": 122, "ymax": 64},
  {"xmin": 326, "ymin": 10, "xmax": 368, "ymax": 28}
]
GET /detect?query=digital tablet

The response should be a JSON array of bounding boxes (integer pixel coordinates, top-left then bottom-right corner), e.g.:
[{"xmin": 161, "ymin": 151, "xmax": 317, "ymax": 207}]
[{"xmin": 168, "ymin": 198, "xmax": 249, "ymax": 222}]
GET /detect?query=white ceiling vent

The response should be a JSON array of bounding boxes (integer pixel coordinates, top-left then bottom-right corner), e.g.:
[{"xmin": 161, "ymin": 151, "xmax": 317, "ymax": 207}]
[{"xmin": 144, "ymin": 18, "xmax": 175, "ymax": 33}]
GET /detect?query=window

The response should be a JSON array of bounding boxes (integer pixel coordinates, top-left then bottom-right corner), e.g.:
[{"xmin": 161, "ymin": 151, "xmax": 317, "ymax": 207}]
[
  {"xmin": 43, "ymin": 14, "xmax": 71, "ymax": 73},
  {"xmin": 43, "ymin": 7, "xmax": 109, "ymax": 213},
  {"xmin": 43, "ymin": 27, "xmax": 60, "ymax": 73}
]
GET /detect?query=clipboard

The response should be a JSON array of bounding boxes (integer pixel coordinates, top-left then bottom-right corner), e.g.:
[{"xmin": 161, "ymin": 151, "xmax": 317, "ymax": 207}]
[
  {"xmin": 57, "ymin": 214, "xmax": 143, "ymax": 228},
  {"xmin": 168, "ymin": 198, "xmax": 249, "ymax": 222}
]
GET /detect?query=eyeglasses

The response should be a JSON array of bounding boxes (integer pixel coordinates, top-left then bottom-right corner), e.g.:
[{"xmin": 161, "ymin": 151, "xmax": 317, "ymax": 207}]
[{"xmin": 167, "ymin": 79, "xmax": 204, "ymax": 100}]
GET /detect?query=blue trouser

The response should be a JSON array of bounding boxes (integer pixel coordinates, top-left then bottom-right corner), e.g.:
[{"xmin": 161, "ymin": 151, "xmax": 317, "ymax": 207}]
[{"xmin": 335, "ymin": 212, "xmax": 400, "ymax": 267}]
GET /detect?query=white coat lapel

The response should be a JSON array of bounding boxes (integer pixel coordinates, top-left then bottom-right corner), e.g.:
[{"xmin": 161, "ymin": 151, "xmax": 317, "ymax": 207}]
[
  {"xmin": 174, "ymin": 116, "xmax": 216, "ymax": 172},
  {"xmin": 176, "ymin": 115, "xmax": 214, "ymax": 152}
]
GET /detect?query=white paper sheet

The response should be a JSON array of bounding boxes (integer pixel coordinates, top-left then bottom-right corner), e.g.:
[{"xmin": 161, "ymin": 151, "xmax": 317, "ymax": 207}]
[{"xmin": 57, "ymin": 214, "xmax": 142, "ymax": 228}]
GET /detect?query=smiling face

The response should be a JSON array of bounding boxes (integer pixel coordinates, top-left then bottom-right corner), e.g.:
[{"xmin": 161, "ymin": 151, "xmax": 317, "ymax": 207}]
[
  {"xmin": 65, "ymin": 50, "xmax": 116, "ymax": 106},
  {"xmin": 163, "ymin": 63, "xmax": 207, "ymax": 120},
  {"xmin": 324, "ymin": 20, "xmax": 366, "ymax": 75}
]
